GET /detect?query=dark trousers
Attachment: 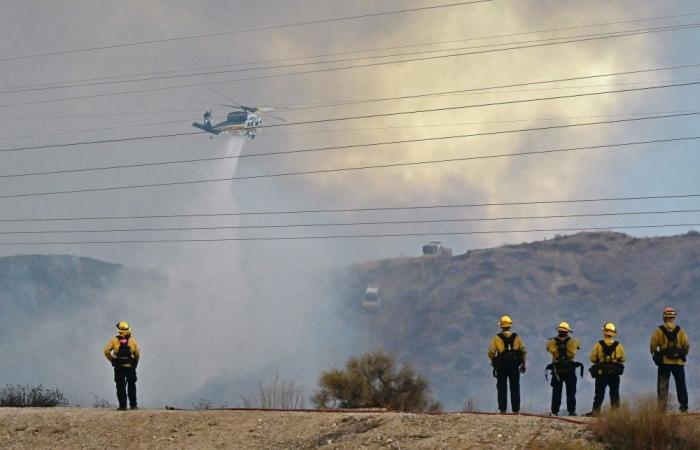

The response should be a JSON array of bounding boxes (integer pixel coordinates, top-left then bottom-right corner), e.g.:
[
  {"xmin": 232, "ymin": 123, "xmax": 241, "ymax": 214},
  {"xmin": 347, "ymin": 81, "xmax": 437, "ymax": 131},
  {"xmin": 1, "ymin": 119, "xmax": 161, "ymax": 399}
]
[
  {"xmin": 496, "ymin": 364, "xmax": 520, "ymax": 412},
  {"xmin": 592, "ymin": 374, "xmax": 620, "ymax": 412},
  {"xmin": 657, "ymin": 364, "xmax": 688, "ymax": 411},
  {"xmin": 114, "ymin": 366, "xmax": 137, "ymax": 409},
  {"xmin": 551, "ymin": 371, "xmax": 577, "ymax": 414}
]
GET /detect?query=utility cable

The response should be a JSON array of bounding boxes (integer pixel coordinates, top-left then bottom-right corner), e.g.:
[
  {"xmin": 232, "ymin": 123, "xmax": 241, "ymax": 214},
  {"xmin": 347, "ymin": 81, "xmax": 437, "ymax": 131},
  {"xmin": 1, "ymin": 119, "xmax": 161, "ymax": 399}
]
[
  {"xmin": 1, "ymin": 78, "xmax": 698, "ymax": 143},
  {"xmin": 2, "ymin": 23, "xmax": 698, "ymax": 108},
  {"xmin": 0, "ymin": 134, "xmax": 696, "ymax": 180},
  {"xmin": 2, "ymin": 80, "xmax": 699, "ymax": 154},
  {"xmin": 2, "ymin": 22, "xmax": 697, "ymax": 95},
  {"xmin": 0, "ymin": 192, "xmax": 698, "ymax": 222},
  {"xmin": 0, "ymin": 116, "xmax": 696, "ymax": 197},
  {"xmin": 0, "ymin": 222, "xmax": 697, "ymax": 245},
  {"xmin": 5, "ymin": 10, "xmax": 699, "ymax": 91},
  {"xmin": 0, "ymin": 1, "xmax": 491, "ymax": 62},
  {"xmin": 1, "ymin": 208, "xmax": 698, "ymax": 235}
]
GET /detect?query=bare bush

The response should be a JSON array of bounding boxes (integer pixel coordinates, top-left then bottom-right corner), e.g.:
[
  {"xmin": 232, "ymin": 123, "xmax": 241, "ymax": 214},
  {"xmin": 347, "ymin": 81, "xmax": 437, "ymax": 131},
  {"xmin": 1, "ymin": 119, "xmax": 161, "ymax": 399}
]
[
  {"xmin": 462, "ymin": 397, "xmax": 479, "ymax": 412},
  {"xmin": 589, "ymin": 396, "xmax": 700, "ymax": 450},
  {"xmin": 0, "ymin": 384, "xmax": 67, "ymax": 407},
  {"xmin": 192, "ymin": 399, "xmax": 214, "ymax": 410},
  {"xmin": 240, "ymin": 373, "xmax": 305, "ymax": 409},
  {"xmin": 311, "ymin": 349, "xmax": 441, "ymax": 412},
  {"xmin": 91, "ymin": 394, "xmax": 115, "ymax": 409}
]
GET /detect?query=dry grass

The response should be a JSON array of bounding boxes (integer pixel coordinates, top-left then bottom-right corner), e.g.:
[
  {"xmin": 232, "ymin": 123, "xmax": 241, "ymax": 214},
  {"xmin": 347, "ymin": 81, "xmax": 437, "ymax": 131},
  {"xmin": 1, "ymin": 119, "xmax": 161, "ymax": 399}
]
[
  {"xmin": 531, "ymin": 440, "xmax": 596, "ymax": 450},
  {"xmin": 589, "ymin": 397, "xmax": 700, "ymax": 450},
  {"xmin": 240, "ymin": 373, "xmax": 305, "ymax": 409}
]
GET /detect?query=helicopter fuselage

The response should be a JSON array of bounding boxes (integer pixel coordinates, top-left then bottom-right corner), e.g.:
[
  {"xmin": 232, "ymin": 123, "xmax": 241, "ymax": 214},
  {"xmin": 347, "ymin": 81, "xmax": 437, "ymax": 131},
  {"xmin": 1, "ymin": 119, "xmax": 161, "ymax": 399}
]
[{"xmin": 193, "ymin": 110, "xmax": 263, "ymax": 139}]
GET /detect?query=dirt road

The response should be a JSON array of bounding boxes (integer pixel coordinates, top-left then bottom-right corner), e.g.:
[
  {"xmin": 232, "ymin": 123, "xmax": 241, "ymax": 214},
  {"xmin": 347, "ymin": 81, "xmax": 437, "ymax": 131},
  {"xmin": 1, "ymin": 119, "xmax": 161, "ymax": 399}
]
[{"xmin": 0, "ymin": 408, "xmax": 599, "ymax": 449}]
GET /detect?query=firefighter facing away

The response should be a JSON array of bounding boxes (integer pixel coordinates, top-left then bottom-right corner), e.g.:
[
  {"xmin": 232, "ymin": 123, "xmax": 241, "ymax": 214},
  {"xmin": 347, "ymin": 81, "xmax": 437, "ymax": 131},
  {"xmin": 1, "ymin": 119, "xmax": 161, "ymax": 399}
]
[
  {"xmin": 104, "ymin": 321, "xmax": 140, "ymax": 410},
  {"xmin": 488, "ymin": 315, "xmax": 527, "ymax": 413},
  {"xmin": 587, "ymin": 322, "xmax": 625, "ymax": 415},
  {"xmin": 546, "ymin": 322, "xmax": 582, "ymax": 416},
  {"xmin": 650, "ymin": 307, "xmax": 690, "ymax": 412}
]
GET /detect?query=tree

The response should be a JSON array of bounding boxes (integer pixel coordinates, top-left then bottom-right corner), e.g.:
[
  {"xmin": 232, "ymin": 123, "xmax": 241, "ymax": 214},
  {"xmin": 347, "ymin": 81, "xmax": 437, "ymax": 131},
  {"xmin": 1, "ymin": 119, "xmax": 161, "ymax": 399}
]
[{"xmin": 311, "ymin": 350, "xmax": 440, "ymax": 412}]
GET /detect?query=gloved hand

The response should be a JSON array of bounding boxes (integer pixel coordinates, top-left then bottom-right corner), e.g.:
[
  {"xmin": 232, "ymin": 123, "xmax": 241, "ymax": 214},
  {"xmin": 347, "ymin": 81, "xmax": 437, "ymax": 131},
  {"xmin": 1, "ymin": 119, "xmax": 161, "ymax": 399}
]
[
  {"xmin": 519, "ymin": 362, "xmax": 527, "ymax": 374},
  {"xmin": 132, "ymin": 359, "xmax": 139, "ymax": 369},
  {"xmin": 110, "ymin": 359, "xmax": 117, "ymax": 367}
]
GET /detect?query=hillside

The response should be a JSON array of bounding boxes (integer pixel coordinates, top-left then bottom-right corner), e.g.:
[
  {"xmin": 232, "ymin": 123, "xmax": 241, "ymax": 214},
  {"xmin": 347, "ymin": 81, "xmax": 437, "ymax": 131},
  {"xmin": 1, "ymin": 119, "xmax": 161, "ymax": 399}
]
[
  {"xmin": 0, "ymin": 254, "xmax": 161, "ymax": 332},
  {"xmin": 0, "ymin": 408, "xmax": 598, "ymax": 449},
  {"xmin": 337, "ymin": 231, "xmax": 700, "ymax": 411}
]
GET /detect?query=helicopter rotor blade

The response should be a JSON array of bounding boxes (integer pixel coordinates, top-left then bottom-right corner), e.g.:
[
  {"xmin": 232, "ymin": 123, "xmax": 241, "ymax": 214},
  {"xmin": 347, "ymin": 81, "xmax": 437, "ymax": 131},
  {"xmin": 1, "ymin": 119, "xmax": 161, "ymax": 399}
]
[
  {"xmin": 215, "ymin": 103, "xmax": 244, "ymax": 109},
  {"xmin": 209, "ymin": 88, "xmax": 245, "ymax": 108},
  {"xmin": 259, "ymin": 110, "xmax": 287, "ymax": 122}
]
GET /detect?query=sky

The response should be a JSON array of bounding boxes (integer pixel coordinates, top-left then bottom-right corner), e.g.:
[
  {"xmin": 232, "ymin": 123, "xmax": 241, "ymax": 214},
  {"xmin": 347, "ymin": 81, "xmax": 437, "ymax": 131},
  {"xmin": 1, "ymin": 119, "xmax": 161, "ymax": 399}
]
[{"xmin": 0, "ymin": 0, "xmax": 699, "ymax": 407}]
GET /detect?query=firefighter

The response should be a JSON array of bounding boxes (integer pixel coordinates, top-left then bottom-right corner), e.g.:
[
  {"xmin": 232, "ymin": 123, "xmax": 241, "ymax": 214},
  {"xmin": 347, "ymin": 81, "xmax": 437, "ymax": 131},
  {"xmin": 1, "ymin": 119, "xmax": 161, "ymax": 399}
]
[
  {"xmin": 488, "ymin": 315, "xmax": 527, "ymax": 414},
  {"xmin": 546, "ymin": 322, "xmax": 581, "ymax": 416},
  {"xmin": 650, "ymin": 307, "xmax": 690, "ymax": 412},
  {"xmin": 586, "ymin": 322, "xmax": 625, "ymax": 415},
  {"xmin": 103, "ymin": 321, "xmax": 140, "ymax": 410}
]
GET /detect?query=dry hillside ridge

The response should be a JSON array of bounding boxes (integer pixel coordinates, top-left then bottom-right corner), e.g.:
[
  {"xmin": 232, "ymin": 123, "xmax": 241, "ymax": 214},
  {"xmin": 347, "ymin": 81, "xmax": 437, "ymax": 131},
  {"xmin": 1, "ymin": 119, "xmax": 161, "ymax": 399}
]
[{"xmin": 0, "ymin": 408, "xmax": 598, "ymax": 449}]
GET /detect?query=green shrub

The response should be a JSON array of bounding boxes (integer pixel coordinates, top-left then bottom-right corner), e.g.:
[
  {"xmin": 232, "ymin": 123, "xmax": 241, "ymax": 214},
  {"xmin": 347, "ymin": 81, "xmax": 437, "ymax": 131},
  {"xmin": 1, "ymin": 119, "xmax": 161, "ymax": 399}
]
[
  {"xmin": 311, "ymin": 349, "xmax": 440, "ymax": 412},
  {"xmin": 0, "ymin": 384, "xmax": 67, "ymax": 407}
]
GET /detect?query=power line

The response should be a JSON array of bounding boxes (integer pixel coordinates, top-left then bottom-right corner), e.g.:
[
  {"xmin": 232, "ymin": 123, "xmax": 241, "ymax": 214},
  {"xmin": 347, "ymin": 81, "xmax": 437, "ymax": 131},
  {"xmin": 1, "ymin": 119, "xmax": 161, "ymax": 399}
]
[
  {"xmin": 1, "ymin": 78, "xmax": 697, "ymax": 143},
  {"xmin": 0, "ymin": 222, "xmax": 697, "ymax": 245},
  {"xmin": 2, "ymin": 209, "xmax": 698, "ymax": 235},
  {"xmin": 0, "ymin": 1, "xmax": 492, "ymax": 62},
  {"xmin": 3, "ymin": 23, "xmax": 699, "ymax": 109},
  {"xmin": 263, "ymin": 81, "xmax": 700, "ymax": 129},
  {"xmin": 0, "ymin": 108, "xmax": 201, "ymax": 123},
  {"xmin": 3, "ymin": 22, "xmax": 698, "ymax": 95},
  {"xmin": 2, "ymin": 80, "xmax": 699, "ymax": 154},
  {"xmin": 1, "ymin": 192, "xmax": 698, "ymax": 222},
  {"xmin": 6, "ymin": 10, "xmax": 699, "ymax": 92},
  {"xmin": 0, "ymin": 115, "xmax": 696, "ymax": 197},
  {"xmin": 5, "ymin": 59, "xmax": 700, "ymax": 139},
  {"xmin": 0, "ymin": 134, "xmax": 696, "ymax": 180}
]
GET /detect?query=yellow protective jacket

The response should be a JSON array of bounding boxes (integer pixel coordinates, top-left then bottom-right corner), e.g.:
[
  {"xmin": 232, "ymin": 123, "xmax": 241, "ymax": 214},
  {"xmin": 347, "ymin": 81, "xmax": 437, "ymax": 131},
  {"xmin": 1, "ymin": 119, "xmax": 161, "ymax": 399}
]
[
  {"xmin": 487, "ymin": 330, "xmax": 527, "ymax": 362},
  {"xmin": 590, "ymin": 338, "xmax": 625, "ymax": 364},
  {"xmin": 650, "ymin": 322, "xmax": 690, "ymax": 366},
  {"xmin": 546, "ymin": 335, "xmax": 581, "ymax": 362},
  {"xmin": 103, "ymin": 335, "xmax": 140, "ymax": 368}
]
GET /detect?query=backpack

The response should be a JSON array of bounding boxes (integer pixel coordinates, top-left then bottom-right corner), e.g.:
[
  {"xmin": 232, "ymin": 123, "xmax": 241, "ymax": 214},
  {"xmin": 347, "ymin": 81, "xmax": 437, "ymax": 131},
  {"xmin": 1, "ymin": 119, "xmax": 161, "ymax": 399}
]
[
  {"xmin": 493, "ymin": 333, "xmax": 522, "ymax": 368},
  {"xmin": 114, "ymin": 336, "xmax": 133, "ymax": 367},
  {"xmin": 659, "ymin": 325, "xmax": 684, "ymax": 359},
  {"xmin": 550, "ymin": 336, "xmax": 576, "ymax": 375}
]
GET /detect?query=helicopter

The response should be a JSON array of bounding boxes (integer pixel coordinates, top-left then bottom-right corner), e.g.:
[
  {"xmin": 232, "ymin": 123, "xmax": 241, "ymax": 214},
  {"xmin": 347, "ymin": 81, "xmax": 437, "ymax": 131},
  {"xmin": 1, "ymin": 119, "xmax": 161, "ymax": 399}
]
[{"xmin": 192, "ymin": 90, "xmax": 283, "ymax": 139}]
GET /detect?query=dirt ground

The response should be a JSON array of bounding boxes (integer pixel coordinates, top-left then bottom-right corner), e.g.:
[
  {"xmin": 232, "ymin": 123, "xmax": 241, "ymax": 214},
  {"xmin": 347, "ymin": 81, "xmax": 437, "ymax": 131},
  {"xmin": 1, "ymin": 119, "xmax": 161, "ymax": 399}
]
[{"xmin": 0, "ymin": 408, "xmax": 599, "ymax": 449}]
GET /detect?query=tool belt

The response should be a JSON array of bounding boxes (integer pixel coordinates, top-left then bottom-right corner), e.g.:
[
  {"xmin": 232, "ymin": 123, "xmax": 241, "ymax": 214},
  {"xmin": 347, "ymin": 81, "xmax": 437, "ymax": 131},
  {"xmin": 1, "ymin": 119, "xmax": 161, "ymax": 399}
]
[
  {"xmin": 545, "ymin": 361, "xmax": 583, "ymax": 380},
  {"xmin": 661, "ymin": 347, "xmax": 686, "ymax": 360},
  {"xmin": 114, "ymin": 356, "xmax": 134, "ymax": 367},
  {"xmin": 589, "ymin": 362, "xmax": 624, "ymax": 378},
  {"xmin": 492, "ymin": 351, "xmax": 522, "ymax": 370}
]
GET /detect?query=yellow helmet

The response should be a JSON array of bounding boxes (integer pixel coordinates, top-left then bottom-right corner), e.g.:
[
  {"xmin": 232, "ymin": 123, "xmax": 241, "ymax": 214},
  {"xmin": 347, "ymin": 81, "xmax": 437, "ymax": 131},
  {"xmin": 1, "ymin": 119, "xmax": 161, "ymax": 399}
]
[
  {"xmin": 557, "ymin": 322, "xmax": 572, "ymax": 333},
  {"xmin": 499, "ymin": 315, "xmax": 513, "ymax": 328},
  {"xmin": 116, "ymin": 321, "xmax": 131, "ymax": 336},
  {"xmin": 602, "ymin": 322, "xmax": 617, "ymax": 336}
]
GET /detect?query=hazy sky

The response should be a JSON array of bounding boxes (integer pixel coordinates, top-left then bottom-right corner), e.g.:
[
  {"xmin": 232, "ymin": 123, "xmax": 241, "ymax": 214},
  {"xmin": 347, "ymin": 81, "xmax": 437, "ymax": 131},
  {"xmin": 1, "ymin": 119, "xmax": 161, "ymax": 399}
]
[
  {"xmin": 1, "ymin": 0, "xmax": 699, "ymax": 407},
  {"xmin": 0, "ymin": 0, "xmax": 699, "ymax": 268}
]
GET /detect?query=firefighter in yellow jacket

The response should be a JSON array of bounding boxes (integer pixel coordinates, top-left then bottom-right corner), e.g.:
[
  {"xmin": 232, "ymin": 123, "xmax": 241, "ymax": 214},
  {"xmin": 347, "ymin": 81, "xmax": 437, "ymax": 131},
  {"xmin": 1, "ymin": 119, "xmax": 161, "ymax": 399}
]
[
  {"xmin": 650, "ymin": 307, "xmax": 690, "ymax": 412},
  {"xmin": 488, "ymin": 315, "xmax": 527, "ymax": 413},
  {"xmin": 546, "ymin": 322, "xmax": 581, "ymax": 416},
  {"xmin": 104, "ymin": 321, "xmax": 140, "ymax": 410},
  {"xmin": 587, "ymin": 322, "xmax": 625, "ymax": 415}
]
